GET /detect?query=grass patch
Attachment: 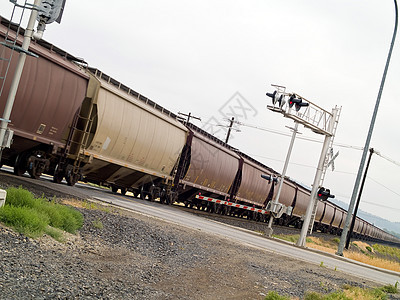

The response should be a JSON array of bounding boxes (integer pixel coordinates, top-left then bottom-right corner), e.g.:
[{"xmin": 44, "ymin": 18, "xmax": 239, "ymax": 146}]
[
  {"xmin": 63, "ymin": 198, "xmax": 111, "ymax": 214},
  {"xmin": 81, "ymin": 200, "xmax": 99, "ymax": 210},
  {"xmin": 0, "ymin": 205, "xmax": 48, "ymax": 238},
  {"xmin": 266, "ymin": 284, "xmax": 398, "ymax": 300},
  {"xmin": 292, "ymin": 234, "xmax": 400, "ymax": 273},
  {"xmin": 92, "ymin": 218, "xmax": 103, "ymax": 229},
  {"xmin": 305, "ymin": 286, "xmax": 387, "ymax": 299},
  {"xmin": 0, "ymin": 186, "xmax": 83, "ymax": 239},
  {"xmin": 379, "ymin": 282, "xmax": 398, "ymax": 294},
  {"xmin": 264, "ymin": 291, "xmax": 290, "ymax": 300},
  {"xmin": 332, "ymin": 237, "xmax": 340, "ymax": 245},
  {"xmin": 272, "ymin": 234, "xmax": 313, "ymax": 244},
  {"xmin": 373, "ymin": 244, "xmax": 400, "ymax": 261},
  {"xmin": 273, "ymin": 234, "xmax": 299, "ymax": 243},
  {"xmin": 345, "ymin": 252, "xmax": 400, "ymax": 272},
  {"xmin": 44, "ymin": 226, "xmax": 65, "ymax": 242}
]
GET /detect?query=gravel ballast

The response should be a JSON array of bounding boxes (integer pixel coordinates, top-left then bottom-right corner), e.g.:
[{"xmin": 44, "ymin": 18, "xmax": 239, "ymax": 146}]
[{"xmin": 0, "ymin": 172, "xmax": 397, "ymax": 299}]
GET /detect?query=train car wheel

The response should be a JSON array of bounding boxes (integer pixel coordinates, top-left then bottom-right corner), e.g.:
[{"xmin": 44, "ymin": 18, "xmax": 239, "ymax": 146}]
[
  {"xmin": 139, "ymin": 188, "xmax": 146, "ymax": 200},
  {"xmin": 159, "ymin": 196, "xmax": 165, "ymax": 204},
  {"xmin": 66, "ymin": 176, "xmax": 77, "ymax": 186},
  {"xmin": 120, "ymin": 188, "xmax": 127, "ymax": 195},
  {"xmin": 209, "ymin": 203, "xmax": 216, "ymax": 213},
  {"xmin": 167, "ymin": 194, "xmax": 175, "ymax": 205},
  {"xmin": 53, "ymin": 164, "xmax": 64, "ymax": 184},
  {"xmin": 53, "ymin": 174, "xmax": 63, "ymax": 184},
  {"xmin": 111, "ymin": 186, "xmax": 118, "ymax": 193},
  {"xmin": 66, "ymin": 172, "xmax": 78, "ymax": 186},
  {"xmin": 28, "ymin": 167, "xmax": 41, "ymax": 179},
  {"xmin": 14, "ymin": 154, "xmax": 27, "ymax": 176}
]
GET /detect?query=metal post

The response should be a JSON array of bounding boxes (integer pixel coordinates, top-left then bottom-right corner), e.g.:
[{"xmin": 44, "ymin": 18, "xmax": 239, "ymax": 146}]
[
  {"xmin": 0, "ymin": 0, "xmax": 42, "ymax": 159},
  {"xmin": 267, "ymin": 121, "xmax": 299, "ymax": 234},
  {"xmin": 296, "ymin": 107, "xmax": 338, "ymax": 247},
  {"xmin": 337, "ymin": 0, "xmax": 398, "ymax": 256},
  {"xmin": 345, "ymin": 148, "xmax": 374, "ymax": 249}
]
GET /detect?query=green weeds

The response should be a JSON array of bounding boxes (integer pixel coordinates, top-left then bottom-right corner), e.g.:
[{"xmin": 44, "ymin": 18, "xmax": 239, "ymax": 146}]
[
  {"xmin": 0, "ymin": 186, "xmax": 83, "ymax": 240},
  {"xmin": 373, "ymin": 244, "xmax": 400, "ymax": 261},
  {"xmin": 92, "ymin": 218, "xmax": 104, "ymax": 229},
  {"xmin": 265, "ymin": 283, "xmax": 399, "ymax": 300}
]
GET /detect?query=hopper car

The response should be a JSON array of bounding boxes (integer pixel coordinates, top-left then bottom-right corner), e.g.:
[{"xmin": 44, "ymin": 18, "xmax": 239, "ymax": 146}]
[
  {"xmin": 0, "ymin": 16, "xmax": 398, "ymax": 245},
  {"xmin": 0, "ymin": 17, "xmax": 88, "ymax": 182}
]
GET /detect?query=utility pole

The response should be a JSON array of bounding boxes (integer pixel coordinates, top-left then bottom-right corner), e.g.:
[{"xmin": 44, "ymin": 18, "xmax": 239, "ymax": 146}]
[
  {"xmin": 225, "ymin": 117, "xmax": 235, "ymax": 144},
  {"xmin": 345, "ymin": 148, "xmax": 374, "ymax": 249},
  {"xmin": 178, "ymin": 112, "xmax": 201, "ymax": 125},
  {"xmin": 337, "ymin": 0, "xmax": 398, "ymax": 256}
]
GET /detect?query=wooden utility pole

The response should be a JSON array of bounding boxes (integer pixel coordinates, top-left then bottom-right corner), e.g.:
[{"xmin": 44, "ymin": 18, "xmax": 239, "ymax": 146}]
[{"xmin": 178, "ymin": 112, "xmax": 201, "ymax": 124}]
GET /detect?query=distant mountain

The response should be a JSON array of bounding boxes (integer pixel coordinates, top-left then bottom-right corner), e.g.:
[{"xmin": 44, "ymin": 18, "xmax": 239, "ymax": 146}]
[{"xmin": 329, "ymin": 198, "xmax": 400, "ymax": 235}]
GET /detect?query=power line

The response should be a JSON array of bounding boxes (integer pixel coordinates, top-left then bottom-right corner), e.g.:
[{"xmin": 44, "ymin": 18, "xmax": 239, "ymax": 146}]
[
  {"xmin": 210, "ymin": 119, "xmax": 400, "ymax": 166},
  {"xmin": 361, "ymin": 201, "xmax": 400, "ymax": 211},
  {"xmin": 374, "ymin": 150, "xmax": 400, "ymax": 167},
  {"xmin": 232, "ymin": 120, "xmax": 363, "ymax": 150},
  {"xmin": 250, "ymin": 153, "xmax": 400, "ymax": 199},
  {"xmin": 367, "ymin": 176, "xmax": 400, "ymax": 198}
]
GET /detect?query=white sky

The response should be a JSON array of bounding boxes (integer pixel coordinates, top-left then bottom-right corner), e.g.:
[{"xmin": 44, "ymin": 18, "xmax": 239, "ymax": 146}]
[{"xmin": 2, "ymin": 1, "xmax": 399, "ymax": 222}]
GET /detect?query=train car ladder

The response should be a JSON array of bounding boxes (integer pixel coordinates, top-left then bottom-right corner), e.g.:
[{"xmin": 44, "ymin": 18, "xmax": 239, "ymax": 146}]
[
  {"xmin": 308, "ymin": 106, "xmax": 342, "ymax": 234},
  {"xmin": 72, "ymin": 113, "xmax": 95, "ymax": 176},
  {"xmin": 68, "ymin": 101, "xmax": 96, "ymax": 183}
]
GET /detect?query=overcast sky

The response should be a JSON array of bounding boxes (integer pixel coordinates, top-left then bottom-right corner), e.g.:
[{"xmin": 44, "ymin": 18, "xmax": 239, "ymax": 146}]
[{"xmin": 2, "ymin": 1, "xmax": 399, "ymax": 222}]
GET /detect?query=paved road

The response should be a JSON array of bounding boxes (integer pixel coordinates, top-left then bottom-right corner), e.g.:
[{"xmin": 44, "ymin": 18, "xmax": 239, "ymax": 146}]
[
  {"xmin": 1, "ymin": 169, "xmax": 399, "ymax": 285},
  {"xmin": 86, "ymin": 189, "xmax": 400, "ymax": 285}
]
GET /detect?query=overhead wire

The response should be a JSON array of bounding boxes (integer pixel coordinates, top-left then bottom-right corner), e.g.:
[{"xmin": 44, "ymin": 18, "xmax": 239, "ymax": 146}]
[{"xmin": 214, "ymin": 119, "xmax": 400, "ymax": 165}]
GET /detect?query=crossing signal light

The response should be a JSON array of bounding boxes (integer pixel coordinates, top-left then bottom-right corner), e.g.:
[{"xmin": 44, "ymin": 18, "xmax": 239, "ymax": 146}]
[
  {"xmin": 38, "ymin": 0, "xmax": 67, "ymax": 24},
  {"xmin": 317, "ymin": 187, "xmax": 334, "ymax": 201},
  {"xmin": 288, "ymin": 94, "xmax": 309, "ymax": 111},
  {"xmin": 261, "ymin": 174, "xmax": 278, "ymax": 184},
  {"xmin": 266, "ymin": 91, "xmax": 285, "ymax": 108}
]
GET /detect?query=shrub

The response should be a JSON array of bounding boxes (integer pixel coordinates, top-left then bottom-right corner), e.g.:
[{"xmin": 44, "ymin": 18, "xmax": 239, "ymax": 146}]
[
  {"xmin": 5, "ymin": 186, "xmax": 36, "ymax": 208},
  {"xmin": 59, "ymin": 204, "xmax": 84, "ymax": 234},
  {"xmin": 44, "ymin": 226, "xmax": 64, "ymax": 242},
  {"xmin": 305, "ymin": 291, "xmax": 350, "ymax": 299},
  {"xmin": 0, "ymin": 187, "xmax": 84, "ymax": 239},
  {"xmin": 0, "ymin": 205, "xmax": 48, "ymax": 238},
  {"xmin": 379, "ymin": 282, "xmax": 398, "ymax": 294},
  {"xmin": 264, "ymin": 291, "xmax": 290, "ymax": 300}
]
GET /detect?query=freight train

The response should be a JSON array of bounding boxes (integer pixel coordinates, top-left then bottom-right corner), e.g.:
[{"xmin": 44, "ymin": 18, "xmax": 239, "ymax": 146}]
[{"xmin": 0, "ymin": 17, "xmax": 398, "ymax": 244}]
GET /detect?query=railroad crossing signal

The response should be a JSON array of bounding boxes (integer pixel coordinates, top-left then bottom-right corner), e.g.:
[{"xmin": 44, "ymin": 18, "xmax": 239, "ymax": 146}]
[
  {"xmin": 266, "ymin": 91, "xmax": 285, "ymax": 108},
  {"xmin": 326, "ymin": 148, "xmax": 339, "ymax": 171},
  {"xmin": 260, "ymin": 174, "xmax": 278, "ymax": 184},
  {"xmin": 38, "ymin": 0, "xmax": 67, "ymax": 24},
  {"xmin": 288, "ymin": 94, "xmax": 309, "ymax": 112},
  {"xmin": 317, "ymin": 187, "xmax": 334, "ymax": 201}
]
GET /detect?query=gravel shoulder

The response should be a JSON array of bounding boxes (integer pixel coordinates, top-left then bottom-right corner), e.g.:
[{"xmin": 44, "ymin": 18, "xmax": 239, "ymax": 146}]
[{"xmin": 0, "ymin": 172, "xmax": 398, "ymax": 299}]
